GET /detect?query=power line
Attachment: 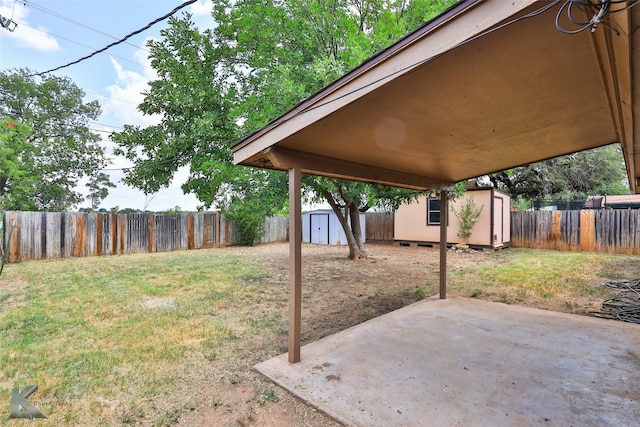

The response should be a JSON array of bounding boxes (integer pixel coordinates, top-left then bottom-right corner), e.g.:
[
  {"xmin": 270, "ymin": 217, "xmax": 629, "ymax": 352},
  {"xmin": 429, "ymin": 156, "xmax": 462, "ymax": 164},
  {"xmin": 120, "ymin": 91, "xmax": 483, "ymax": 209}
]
[
  {"xmin": 103, "ymin": 1, "xmax": 567, "ymax": 172},
  {"xmin": 89, "ymin": 128, "xmax": 113, "ymax": 134},
  {"xmin": 14, "ymin": 20, "xmax": 153, "ymax": 71},
  {"xmin": 89, "ymin": 121, "xmax": 123, "ymax": 130},
  {"xmin": 25, "ymin": 0, "xmax": 197, "ymax": 78},
  {"xmin": 23, "ymin": 0, "xmax": 149, "ymax": 53},
  {"xmin": 238, "ymin": 0, "xmax": 565, "ymax": 145},
  {"xmin": 85, "ymin": 90, "xmax": 142, "ymax": 106},
  {"xmin": 105, "ymin": 0, "xmax": 630, "ymax": 173}
]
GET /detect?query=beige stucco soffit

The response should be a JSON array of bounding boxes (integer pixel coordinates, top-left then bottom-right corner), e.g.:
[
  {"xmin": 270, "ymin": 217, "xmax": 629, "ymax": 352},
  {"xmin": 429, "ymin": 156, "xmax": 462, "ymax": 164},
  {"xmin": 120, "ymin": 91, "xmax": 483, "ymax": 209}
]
[{"xmin": 263, "ymin": 147, "xmax": 453, "ymax": 191}]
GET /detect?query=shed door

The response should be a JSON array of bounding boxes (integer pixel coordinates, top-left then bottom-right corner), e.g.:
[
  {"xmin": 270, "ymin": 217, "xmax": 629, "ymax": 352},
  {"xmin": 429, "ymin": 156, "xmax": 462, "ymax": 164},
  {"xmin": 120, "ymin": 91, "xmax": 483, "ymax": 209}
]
[
  {"xmin": 310, "ymin": 214, "xmax": 329, "ymax": 245},
  {"xmin": 493, "ymin": 196, "xmax": 503, "ymax": 245}
]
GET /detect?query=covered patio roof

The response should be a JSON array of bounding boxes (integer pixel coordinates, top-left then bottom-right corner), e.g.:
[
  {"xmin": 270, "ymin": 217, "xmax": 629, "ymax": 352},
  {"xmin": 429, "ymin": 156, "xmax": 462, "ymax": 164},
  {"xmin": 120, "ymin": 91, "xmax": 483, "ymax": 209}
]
[
  {"xmin": 231, "ymin": 0, "xmax": 640, "ymax": 363},
  {"xmin": 233, "ymin": 0, "xmax": 640, "ymax": 192}
]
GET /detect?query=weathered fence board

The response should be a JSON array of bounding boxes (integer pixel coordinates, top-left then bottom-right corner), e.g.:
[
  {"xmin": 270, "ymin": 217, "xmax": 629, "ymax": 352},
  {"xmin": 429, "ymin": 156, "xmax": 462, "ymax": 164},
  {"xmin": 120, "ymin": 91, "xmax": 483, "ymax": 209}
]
[
  {"xmin": 365, "ymin": 212, "xmax": 394, "ymax": 241},
  {"xmin": 512, "ymin": 210, "xmax": 640, "ymax": 254},
  {"xmin": 260, "ymin": 215, "xmax": 288, "ymax": 244},
  {"xmin": 1, "ymin": 211, "xmax": 243, "ymax": 263}
]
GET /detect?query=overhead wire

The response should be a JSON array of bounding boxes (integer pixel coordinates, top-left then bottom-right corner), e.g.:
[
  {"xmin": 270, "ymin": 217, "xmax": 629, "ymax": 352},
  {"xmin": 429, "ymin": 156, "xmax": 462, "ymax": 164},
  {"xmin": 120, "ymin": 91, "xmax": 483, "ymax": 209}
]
[
  {"xmin": 24, "ymin": 0, "xmax": 197, "ymax": 78},
  {"xmin": 22, "ymin": 0, "xmax": 149, "ymax": 53},
  {"xmin": 101, "ymin": 0, "xmax": 579, "ymax": 173},
  {"xmin": 554, "ymin": 0, "xmax": 640, "ymax": 34},
  {"xmin": 89, "ymin": 121, "xmax": 123, "ymax": 130},
  {"xmin": 101, "ymin": 0, "xmax": 634, "ymax": 173},
  {"xmin": 85, "ymin": 90, "xmax": 141, "ymax": 106},
  {"xmin": 13, "ymin": 20, "xmax": 153, "ymax": 70},
  {"xmin": 235, "ymin": 0, "xmax": 564, "ymax": 146}
]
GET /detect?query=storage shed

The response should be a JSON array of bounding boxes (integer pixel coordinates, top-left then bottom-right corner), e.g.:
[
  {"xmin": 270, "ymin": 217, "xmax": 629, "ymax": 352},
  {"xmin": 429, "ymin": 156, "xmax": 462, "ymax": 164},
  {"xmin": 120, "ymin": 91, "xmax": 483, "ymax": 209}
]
[
  {"xmin": 302, "ymin": 209, "xmax": 366, "ymax": 246},
  {"xmin": 585, "ymin": 194, "xmax": 640, "ymax": 210},
  {"xmin": 394, "ymin": 188, "xmax": 510, "ymax": 249}
]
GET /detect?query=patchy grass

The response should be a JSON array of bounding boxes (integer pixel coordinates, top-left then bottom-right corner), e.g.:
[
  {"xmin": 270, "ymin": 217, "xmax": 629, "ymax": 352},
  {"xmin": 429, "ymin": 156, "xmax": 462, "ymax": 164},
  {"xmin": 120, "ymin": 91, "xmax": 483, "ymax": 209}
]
[
  {"xmin": 0, "ymin": 249, "xmax": 289, "ymax": 425},
  {"xmin": 448, "ymin": 248, "xmax": 623, "ymax": 312},
  {"xmin": 0, "ymin": 243, "xmax": 635, "ymax": 426}
]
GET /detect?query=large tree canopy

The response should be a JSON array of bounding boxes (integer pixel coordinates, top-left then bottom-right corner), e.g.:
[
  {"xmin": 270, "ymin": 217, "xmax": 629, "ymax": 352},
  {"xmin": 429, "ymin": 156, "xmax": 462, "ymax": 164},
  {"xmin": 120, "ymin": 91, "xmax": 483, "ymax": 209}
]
[
  {"xmin": 112, "ymin": 0, "xmax": 456, "ymax": 257},
  {"xmin": 0, "ymin": 70, "xmax": 113, "ymax": 211},
  {"xmin": 487, "ymin": 144, "xmax": 629, "ymax": 201}
]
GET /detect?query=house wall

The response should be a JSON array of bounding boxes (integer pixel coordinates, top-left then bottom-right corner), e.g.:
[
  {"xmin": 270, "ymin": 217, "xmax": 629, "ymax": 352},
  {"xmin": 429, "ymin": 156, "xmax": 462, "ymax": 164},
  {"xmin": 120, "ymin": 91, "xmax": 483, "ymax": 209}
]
[{"xmin": 394, "ymin": 189, "xmax": 510, "ymax": 247}]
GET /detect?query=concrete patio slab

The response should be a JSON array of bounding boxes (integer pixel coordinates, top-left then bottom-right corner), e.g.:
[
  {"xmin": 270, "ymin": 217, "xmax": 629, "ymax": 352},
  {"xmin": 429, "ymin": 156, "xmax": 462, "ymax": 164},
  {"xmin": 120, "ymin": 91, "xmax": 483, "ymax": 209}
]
[{"xmin": 255, "ymin": 297, "xmax": 640, "ymax": 426}]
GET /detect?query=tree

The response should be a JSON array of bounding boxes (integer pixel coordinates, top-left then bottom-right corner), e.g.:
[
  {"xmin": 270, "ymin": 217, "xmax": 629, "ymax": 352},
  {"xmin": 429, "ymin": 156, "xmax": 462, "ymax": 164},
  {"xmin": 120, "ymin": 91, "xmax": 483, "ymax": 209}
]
[
  {"xmin": 450, "ymin": 196, "xmax": 483, "ymax": 245},
  {"xmin": 0, "ymin": 116, "xmax": 37, "ymax": 209},
  {"xmin": 0, "ymin": 69, "xmax": 113, "ymax": 211},
  {"xmin": 87, "ymin": 172, "xmax": 116, "ymax": 211},
  {"xmin": 112, "ymin": 0, "xmax": 455, "ymax": 256},
  {"xmin": 487, "ymin": 144, "xmax": 629, "ymax": 200}
]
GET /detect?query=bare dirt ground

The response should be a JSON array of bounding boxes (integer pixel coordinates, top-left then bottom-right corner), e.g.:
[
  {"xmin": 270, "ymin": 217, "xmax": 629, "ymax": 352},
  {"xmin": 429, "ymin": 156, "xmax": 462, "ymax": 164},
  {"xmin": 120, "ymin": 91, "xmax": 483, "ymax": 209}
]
[{"xmin": 177, "ymin": 242, "xmax": 624, "ymax": 427}]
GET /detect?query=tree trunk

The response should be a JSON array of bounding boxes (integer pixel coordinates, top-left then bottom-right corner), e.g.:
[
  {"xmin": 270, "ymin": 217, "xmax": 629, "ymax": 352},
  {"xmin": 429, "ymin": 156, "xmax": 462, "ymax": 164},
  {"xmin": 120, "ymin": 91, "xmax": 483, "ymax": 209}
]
[
  {"xmin": 322, "ymin": 189, "xmax": 367, "ymax": 260},
  {"xmin": 348, "ymin": 203, "xmax": 366, "ymax": 258}
]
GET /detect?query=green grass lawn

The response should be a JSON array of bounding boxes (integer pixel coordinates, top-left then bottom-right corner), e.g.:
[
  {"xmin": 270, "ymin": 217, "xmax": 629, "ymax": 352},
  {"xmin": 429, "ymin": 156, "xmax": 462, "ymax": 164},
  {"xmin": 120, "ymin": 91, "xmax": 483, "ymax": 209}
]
[
  {"xmin": 0, "ymin": 249, "xmax": 284, "ymax": 425},
  {"xmin": 0, "ymin": 244, "xmax": 636, "ymax": 425}
]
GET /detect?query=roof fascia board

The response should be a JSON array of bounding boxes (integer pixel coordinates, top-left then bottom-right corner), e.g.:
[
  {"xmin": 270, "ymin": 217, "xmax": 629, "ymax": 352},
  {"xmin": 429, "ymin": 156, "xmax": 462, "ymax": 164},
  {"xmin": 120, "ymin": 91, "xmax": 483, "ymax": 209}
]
[
  {"xmin": 232, "ymin": 0, "xmax": 539, "ymax": 164},
  {"xmin": 589, "ymin": 7, "xmax": 634, "ymax": 191},
  {"xmin": 630, "ymin": 6, "xmax": 640, "ymax": 192}
]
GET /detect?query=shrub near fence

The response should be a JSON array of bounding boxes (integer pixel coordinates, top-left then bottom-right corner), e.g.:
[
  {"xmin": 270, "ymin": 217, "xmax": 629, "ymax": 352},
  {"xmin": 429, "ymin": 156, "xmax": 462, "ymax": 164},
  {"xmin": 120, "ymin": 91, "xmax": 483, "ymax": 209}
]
[
  {"xmin": 511, "ymin": 210, "xmax": 640, "ymax": 255},
  {"xmin": 1, "ymin": 211, "xmax": 234, "ymax": 263}
]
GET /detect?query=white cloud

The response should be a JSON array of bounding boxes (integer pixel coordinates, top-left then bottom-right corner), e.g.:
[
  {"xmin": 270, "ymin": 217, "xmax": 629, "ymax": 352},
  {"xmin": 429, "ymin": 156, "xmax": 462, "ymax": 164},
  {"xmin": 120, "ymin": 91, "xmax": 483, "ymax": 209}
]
[
  {"xmin": 189, "ymin": 0, "xmax": 213, "ymax": 16},
  {"xmin": 103, "ymin": 44, "xmax": 160, "ymax": 128},
  {"xmin": 0, "ymin": 0, "xmax": 59, "ymax": 52},
  {"xmin": 94, "ymin": 40, "xmax": 201, "ymax": 212}
]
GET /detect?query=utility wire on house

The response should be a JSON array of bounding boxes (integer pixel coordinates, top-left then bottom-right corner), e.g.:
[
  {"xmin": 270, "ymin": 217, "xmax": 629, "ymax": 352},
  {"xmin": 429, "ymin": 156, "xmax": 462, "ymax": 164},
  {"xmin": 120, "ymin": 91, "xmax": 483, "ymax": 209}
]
[
  {"xmin": 229, "ymin": 0, "xmax": 637, "ymax": 147},
  {"xmin": 0, "ymin": 14, "xmax": 17, "ymax": 31},
  {"xmin": 104, "ymin": 0, "xmax": 640, "ymax": 173},
  {"xmin": 24, "ymin": 0, "xmax": 197, "ymax": 78},
  {"xmin": 0, "ymin": 0, "xmax": 18, "ymax": 31}
]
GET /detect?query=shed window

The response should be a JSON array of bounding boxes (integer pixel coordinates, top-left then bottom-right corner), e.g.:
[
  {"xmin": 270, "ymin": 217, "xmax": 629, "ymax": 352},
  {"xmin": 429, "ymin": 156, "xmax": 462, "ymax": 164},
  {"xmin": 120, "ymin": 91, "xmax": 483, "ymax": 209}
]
[{"xmin": 427, "ymin": 198, "xmax": 441, "ymax": 225}]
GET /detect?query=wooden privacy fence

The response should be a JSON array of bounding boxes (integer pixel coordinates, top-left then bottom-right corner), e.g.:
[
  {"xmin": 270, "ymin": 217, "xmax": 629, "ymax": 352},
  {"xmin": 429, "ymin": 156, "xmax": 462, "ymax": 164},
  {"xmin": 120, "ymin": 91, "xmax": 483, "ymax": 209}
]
[
  {"xmin": 511, "ymin": 210, "xmax": 640, "ymax": 254},
  {"xmin": 1, "ymin": 211, "xmax": 235, "ymax": 263},
  {"xmin": 365, "ymin": 212, "xmax": 394, "ymax": 241},
  {"xmin": 260, "ymin": 215, "xmax": 289, "ymax": 244}
]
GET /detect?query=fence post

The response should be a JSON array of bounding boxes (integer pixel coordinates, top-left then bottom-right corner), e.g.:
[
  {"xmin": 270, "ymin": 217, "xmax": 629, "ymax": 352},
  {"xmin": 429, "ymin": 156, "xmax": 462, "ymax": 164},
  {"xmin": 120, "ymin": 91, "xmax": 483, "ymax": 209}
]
[
  {"xmin": 96, "ymin": 213, "xmax": 103, "ymax": 256},
  {"xmin": 77, "ymin": 214, "xmax": 84, "ymax": 258},
  {"xmin": 148, "ymin": 215, "xmax": 154, "ymax": 254},
  {"xmin": 111, "ymin": 215, "xmax": 117, "ymax": 255},
  {"xmin": 552, "ymin": 211, "xmax": 561, "ymax": 250},
  {"xmin": 119, "ymin": 215, "xmax": 125, "ymax": 255},
  {"xmin": 215, "ymin": 212, "xmax": 220, "ymax": 248},
  {"xmin": 187, "ymin": 214, "xmax": 194, "ymax": 250}
]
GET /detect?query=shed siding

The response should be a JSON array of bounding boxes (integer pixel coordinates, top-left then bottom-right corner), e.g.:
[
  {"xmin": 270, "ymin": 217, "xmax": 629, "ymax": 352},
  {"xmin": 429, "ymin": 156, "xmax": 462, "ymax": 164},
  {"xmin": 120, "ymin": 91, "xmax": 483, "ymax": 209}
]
[{"xmin": 394, "ymin": 189, "xmax": 510, "ymax": 247}]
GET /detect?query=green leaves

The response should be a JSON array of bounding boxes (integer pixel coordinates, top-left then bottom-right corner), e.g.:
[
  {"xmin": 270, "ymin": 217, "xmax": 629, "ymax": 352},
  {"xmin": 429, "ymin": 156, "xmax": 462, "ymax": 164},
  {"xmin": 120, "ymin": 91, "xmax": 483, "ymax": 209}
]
[
  {"xmin": 488, "ymin": 145, "xmax": 629, "ymax": 200},
  {"xmin": 0, "ymin": 70, "xmax": 112, "ymax": 211},
  {"xmin": 111, "ymin": 0, "xmax": 455, "ymax": 244},
  {"xmin": 451, "ymin": 196, "xmax": 483, "ymax": 243}
]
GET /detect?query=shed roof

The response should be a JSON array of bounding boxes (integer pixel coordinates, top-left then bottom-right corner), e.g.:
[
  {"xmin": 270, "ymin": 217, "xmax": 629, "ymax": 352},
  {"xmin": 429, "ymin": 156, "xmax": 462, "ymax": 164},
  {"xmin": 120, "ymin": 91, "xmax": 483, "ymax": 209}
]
[{"xmin": 232, "ymin": 0, "xmax": 640, "ymax": 193}]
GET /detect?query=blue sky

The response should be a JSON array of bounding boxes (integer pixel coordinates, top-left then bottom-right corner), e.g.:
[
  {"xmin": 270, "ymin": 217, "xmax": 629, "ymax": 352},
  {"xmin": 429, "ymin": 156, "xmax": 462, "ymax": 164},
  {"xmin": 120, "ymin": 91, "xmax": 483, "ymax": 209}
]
[{"xmin": 0, "ymin": 0, "xmax": 215, "ymax": 211}]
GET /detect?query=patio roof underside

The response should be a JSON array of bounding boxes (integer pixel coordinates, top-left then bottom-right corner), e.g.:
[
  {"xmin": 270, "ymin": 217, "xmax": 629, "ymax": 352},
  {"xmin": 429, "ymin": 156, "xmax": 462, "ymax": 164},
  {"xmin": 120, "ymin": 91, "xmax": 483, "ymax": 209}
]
[{"xmin": 232, "ymin": 0, "xmax": 640, "ymax": 193}]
